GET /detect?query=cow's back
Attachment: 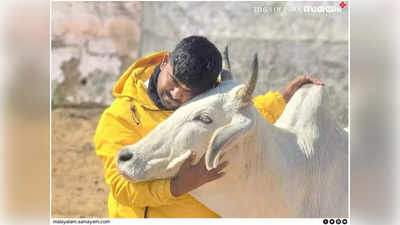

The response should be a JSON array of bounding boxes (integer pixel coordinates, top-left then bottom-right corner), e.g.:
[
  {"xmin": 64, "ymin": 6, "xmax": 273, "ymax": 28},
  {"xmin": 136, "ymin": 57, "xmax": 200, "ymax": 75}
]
[{"xmin": 274, "ymin": 85, "xmax": 348, "ymax": 217}]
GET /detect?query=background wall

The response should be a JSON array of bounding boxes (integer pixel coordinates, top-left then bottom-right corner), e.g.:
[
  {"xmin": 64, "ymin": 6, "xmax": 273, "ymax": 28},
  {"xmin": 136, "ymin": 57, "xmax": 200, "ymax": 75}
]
[
  {"xmin": 52, "ymin": 2, "xmax": 141, "ymax": 105},
  {"xmin": 51, "ymin": 1, "xmax": 348, "ymax": 126}
]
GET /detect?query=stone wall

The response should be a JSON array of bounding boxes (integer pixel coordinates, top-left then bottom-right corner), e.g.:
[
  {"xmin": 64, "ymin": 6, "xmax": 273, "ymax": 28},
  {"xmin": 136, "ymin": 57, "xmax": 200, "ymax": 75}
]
[
  {"xmin": 51, "ymin": 1, "xmax": 348, "ymax": 126},
  {"xmin": 51, "ymin": 2, "xmax": 141, "ymax": 105}
]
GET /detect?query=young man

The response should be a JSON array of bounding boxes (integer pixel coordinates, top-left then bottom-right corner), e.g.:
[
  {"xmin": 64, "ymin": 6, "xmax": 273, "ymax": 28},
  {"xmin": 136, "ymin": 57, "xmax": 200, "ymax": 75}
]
[{"xmin": 94, "ymin": 36, "xmax": 323, "ymax": 218}]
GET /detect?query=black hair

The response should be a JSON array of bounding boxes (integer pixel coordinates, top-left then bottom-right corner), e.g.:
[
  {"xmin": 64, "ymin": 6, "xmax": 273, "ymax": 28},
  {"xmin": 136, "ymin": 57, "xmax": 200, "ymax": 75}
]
[{"xmin": 169, "ymin": 36, "xmax": 222, "ymax": 94}]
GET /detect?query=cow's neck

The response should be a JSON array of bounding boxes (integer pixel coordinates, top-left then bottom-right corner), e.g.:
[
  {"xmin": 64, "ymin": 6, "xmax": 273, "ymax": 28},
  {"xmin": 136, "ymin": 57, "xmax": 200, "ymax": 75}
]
[
  {"xmin": 190, "ymin": 112, "xmax": 301, "ymax": 217},
  {"xmin": 191, "ymin": 85, "xmax": 348, "ymax": 217},
  {"xmin": 248, "ymin": 111, "xmax": 305, "ymax": 216}
]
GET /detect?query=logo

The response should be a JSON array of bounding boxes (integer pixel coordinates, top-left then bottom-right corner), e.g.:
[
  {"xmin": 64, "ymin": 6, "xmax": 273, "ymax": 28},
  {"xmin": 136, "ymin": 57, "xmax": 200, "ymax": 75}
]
[
  {"xmin": 323, "ymin": 219, "xmax": 348, "ymax": 224},
  {"xmin": 339, "ymin": 2, "xmax": 347, "ymax": 8},
  {"xmin": 304, "ymin": 5, "xmax": 342, "ymax": 13}
]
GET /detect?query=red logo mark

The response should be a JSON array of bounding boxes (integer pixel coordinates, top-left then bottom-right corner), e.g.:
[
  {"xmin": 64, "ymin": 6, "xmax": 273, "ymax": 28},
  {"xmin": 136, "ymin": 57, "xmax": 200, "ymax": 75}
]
[{"xmin": 339, "ymin": 2, "xmax": 347, "ymax": 8}]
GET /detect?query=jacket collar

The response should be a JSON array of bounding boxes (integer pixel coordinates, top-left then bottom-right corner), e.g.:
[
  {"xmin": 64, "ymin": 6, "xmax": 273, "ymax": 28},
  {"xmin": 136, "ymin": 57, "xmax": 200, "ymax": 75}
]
[
  {"xmin": 146, "ymin": 63, "xmax": 168, "ymax": 110},
  {"xmin": 111, "ymin": 51, "xmax": 172, "ymax": 111}
]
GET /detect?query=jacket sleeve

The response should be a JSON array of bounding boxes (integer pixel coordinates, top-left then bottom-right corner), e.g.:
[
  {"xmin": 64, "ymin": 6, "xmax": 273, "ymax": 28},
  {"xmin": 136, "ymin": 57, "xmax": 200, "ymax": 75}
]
[
  {"xmin": 94, "ymin": 109, "xmax": 181, "ymax": 208},
  {"xmin": 99, "ymin": 154, "xmax": 180, "ymax": 208},
  {"xmin": 253, "ymin": 91, "xmax": 286, "ymax": 124}
]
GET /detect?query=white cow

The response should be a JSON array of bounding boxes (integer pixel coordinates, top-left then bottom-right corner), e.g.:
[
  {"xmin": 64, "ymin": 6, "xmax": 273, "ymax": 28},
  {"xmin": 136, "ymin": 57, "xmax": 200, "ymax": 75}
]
[{"xmin": 117, "ymin": 55, "xmax": 348, "ymax": 218}]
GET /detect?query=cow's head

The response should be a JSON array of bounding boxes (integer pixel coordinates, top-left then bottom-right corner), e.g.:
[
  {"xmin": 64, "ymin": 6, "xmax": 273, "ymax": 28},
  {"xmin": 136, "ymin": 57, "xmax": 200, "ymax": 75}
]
[{"xmin": 117, "ymin": 54, "xmax": 259, "ymax": 182}]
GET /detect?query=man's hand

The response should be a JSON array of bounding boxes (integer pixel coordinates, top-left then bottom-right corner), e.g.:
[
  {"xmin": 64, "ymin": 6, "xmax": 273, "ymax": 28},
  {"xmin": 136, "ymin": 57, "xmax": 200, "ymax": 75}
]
[
  {"xmin": 170, "ymin": 152, "xmax": 228, "ymax": 197},
  {"xmin": 280, "ymin": 75, "xmax": 324, "ymax": 103}
]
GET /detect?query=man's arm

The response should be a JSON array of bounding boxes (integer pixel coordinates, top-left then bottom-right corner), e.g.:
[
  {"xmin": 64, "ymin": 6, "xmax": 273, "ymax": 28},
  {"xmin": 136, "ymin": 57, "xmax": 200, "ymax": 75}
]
[
  {"xmin": 253, "ymin": 75, "xmax": 324, "ymax": 123},
  {"xmin": 99, "ymin": 154, "xmax": 180, "ymax": 208},
  {"xmin": 280, "ymin": 75, "xmax": 324, "ymax": 103},
  {"xmin": 253, "ymin": 91, "xmax": 286, "ymax": 124},
  {"xmin": 170, "ymin": 152, "xmax": 228, "ymax": 197},
  {"xmin": 95, "ymin": 110, "xmax": 181, "ymax": 208}
]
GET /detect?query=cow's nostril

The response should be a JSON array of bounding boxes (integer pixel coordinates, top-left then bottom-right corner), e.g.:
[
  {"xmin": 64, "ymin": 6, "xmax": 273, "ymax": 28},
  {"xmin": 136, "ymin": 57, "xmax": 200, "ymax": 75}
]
[{"xmin": 119, "ymin": 150, "xmax": 133, "ymax": 162}]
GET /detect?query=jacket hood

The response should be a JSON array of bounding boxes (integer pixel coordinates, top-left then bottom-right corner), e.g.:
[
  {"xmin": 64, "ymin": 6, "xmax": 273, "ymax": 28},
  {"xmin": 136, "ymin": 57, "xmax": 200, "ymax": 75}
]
[{"xmin": 112, "ymin": 51, "xmax": 168, "ymax": 100}]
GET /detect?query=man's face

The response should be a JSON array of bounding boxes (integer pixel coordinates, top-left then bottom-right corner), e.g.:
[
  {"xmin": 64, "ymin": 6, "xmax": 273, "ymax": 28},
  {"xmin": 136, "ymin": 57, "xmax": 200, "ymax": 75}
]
[{"xmin": 157, "ymin": 57, "xmax": 197, "ymax": 110}]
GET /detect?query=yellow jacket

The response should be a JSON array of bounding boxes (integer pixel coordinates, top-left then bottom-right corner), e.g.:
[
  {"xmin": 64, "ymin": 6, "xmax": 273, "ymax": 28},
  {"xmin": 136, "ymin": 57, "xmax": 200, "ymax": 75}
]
[{"xmin": 94, "ymin": 51, "xmax": 286, "ymax": 218}]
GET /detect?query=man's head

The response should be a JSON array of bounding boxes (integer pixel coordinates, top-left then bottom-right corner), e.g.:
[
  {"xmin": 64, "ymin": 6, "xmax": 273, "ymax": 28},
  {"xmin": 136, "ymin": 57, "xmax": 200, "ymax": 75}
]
[{"xmin": 157, "ymin": 36, "xmax": 222, "ymax": 110}]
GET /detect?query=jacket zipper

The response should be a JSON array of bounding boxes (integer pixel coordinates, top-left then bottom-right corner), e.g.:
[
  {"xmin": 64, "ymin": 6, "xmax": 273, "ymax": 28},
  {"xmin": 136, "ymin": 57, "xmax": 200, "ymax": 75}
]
[{"xmin": 130, "ymin": 104, "xmax": 141, "ymax": 125}]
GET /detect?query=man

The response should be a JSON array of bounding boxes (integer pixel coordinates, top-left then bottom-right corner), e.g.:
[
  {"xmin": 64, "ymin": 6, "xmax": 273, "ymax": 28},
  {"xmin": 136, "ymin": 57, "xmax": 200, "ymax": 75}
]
[{"xmin": 94, "ymin": 36, "xmax": 323, "ymax": 218}]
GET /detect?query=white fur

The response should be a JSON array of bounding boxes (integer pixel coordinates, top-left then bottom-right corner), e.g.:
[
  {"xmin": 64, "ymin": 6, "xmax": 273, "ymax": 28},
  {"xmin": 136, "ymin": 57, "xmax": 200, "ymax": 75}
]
[{"xmin": 117, "ymin": 81, "xmax": 348, "ymax": 218}]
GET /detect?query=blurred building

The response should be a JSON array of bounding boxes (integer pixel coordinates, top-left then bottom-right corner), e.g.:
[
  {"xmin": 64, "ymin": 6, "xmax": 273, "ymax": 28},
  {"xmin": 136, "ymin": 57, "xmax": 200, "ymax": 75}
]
[{"xmin": 51, "ymin": 1, "xmax": 348, "ymax": 127}]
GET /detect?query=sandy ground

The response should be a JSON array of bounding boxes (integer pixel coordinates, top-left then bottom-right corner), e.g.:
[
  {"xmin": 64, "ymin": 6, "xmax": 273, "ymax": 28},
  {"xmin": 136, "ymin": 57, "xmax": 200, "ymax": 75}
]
[{"xmin": 51, "ymin": 107, "xmax": 109, "ymax": 218}]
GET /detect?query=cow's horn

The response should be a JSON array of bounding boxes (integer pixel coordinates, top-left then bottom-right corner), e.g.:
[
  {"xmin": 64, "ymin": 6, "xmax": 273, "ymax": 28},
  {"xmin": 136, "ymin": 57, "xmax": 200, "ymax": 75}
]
[
  {"xmin": 236, "ymin": 54, "xmax": 258, "ymax": 105},
  {"xmin": 223, "ymin": 45, "xmax": 231, "ymax": 72},
  {"xmin": 219, "ymin": 45, "xmax": 233, "ymax": 81}
]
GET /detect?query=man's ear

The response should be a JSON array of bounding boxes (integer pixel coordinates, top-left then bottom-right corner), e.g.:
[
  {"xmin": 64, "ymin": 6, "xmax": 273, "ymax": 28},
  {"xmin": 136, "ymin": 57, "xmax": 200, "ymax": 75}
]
[
  {"xmin": 161, "ymin": 53, "xmax": 170, "ymax": 68},
  {"xmin": 205, "ymin": 114, "xmax": 253, "ymax": 170}
]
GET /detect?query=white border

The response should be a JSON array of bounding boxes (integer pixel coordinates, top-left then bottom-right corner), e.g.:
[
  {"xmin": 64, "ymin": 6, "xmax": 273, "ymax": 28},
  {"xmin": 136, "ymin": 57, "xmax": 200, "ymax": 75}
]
[
  {"xmin": 347, "ymin": 0, "xmax": 351, "ymax": 221},
  {"xmin": 50, "ymin": 218, "xmax": 348, "ymax": 225}
]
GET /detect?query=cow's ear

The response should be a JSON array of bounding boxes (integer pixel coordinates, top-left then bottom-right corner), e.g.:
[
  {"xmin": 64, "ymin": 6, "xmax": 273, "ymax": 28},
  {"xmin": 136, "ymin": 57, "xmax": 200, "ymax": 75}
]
[{"xmin": 205, "ymin": 114, "xmax": 253, "ymax": 170}]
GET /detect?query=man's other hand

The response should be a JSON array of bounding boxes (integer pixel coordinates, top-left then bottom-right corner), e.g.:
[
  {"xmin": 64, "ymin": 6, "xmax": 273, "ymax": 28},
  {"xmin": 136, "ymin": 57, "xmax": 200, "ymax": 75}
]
[
  {"xmin": 280, "ymin": 75, "xmax": 324, "ymax": 103},
  {"xmin": 170, "ymin": 152, "xmax": 228, "ymax": 197}
]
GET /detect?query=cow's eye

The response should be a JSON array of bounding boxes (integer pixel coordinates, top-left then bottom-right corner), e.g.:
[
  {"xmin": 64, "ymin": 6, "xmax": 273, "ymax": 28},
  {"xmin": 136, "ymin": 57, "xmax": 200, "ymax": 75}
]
[{"xmin": 193, "ymin": 114, "xmax": 213, "ymax": 124}]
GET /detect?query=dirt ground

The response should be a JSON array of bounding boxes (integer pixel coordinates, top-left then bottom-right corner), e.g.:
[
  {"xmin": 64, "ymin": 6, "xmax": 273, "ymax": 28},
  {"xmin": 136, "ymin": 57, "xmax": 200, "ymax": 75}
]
[{"xmin": 51, "ymin": 107, "xmax": 109, "ymax": 218}]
